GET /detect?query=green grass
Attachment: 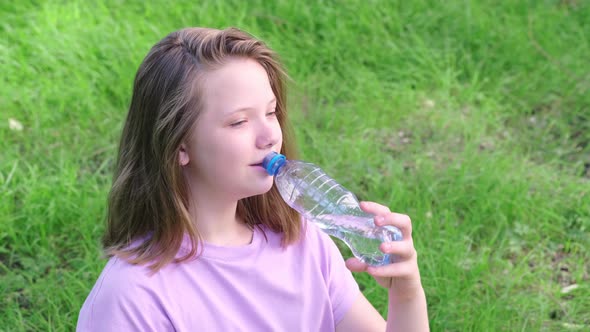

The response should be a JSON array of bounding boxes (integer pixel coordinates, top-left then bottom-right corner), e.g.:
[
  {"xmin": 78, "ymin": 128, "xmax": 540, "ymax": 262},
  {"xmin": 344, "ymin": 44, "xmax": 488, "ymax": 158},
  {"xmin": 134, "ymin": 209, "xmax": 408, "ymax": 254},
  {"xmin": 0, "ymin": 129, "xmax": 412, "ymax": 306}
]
[{"xmin": 1, "ymin": 0, "xmax": 589, "ymax": 330}]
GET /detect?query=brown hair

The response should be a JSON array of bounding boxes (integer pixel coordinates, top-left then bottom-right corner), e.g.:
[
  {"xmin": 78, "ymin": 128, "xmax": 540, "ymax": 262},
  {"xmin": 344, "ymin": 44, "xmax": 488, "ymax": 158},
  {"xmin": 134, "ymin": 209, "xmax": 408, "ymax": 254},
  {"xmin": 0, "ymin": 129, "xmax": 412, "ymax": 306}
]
[{"xmin": 103, "ymin": 27, "xmax": 301, "ymax": 272}]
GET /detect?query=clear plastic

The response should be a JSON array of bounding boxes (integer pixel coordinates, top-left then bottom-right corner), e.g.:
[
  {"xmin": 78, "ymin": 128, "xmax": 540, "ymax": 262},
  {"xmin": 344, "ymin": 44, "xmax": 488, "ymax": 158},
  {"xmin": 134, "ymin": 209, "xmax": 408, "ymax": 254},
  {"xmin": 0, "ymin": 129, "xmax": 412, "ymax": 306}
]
[{"xmin": 263, "ymin": 152, "xmax": 402, "ymax": 266}]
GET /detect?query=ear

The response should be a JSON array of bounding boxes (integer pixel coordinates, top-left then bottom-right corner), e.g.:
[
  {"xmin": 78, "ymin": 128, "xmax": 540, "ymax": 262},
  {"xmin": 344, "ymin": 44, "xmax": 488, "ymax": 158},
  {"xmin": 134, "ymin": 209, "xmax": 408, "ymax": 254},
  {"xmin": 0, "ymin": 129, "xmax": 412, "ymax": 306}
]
[{"xmin": 179, "ymin": 143, "xmax": 190, "ymax": 166}]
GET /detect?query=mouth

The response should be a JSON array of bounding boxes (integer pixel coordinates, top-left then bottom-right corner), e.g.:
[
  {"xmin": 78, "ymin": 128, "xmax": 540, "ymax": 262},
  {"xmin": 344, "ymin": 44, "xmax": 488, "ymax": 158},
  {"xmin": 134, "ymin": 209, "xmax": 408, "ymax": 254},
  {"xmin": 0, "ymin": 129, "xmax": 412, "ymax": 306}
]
[
  {"xmin": 250, "ymin": 152, "xmax": 279, "ymax": 168},
  {"xmin": 250, "ymin": 158, "xmax": 267, "ymax": 167}
]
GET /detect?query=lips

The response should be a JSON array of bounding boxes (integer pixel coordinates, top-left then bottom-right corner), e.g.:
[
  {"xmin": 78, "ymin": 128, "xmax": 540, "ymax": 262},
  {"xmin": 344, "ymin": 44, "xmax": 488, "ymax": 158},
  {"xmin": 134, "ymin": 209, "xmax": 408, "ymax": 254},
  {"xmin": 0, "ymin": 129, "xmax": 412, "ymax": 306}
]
[
  {"xmin": 250, "ymin": 158, "xmax": 267, "ymax": 166},
  {"xmin": 250, "ymin": 152, "xmax": 278, "ymax": 167}
]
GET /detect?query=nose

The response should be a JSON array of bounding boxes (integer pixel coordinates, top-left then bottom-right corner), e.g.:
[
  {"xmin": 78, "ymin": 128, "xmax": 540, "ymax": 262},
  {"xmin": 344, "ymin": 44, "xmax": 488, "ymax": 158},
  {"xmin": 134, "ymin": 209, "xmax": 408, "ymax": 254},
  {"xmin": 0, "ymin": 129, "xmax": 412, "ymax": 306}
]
[{"xmin": 255, "ymin": 121, "xmax": 280, "ymax": 149}]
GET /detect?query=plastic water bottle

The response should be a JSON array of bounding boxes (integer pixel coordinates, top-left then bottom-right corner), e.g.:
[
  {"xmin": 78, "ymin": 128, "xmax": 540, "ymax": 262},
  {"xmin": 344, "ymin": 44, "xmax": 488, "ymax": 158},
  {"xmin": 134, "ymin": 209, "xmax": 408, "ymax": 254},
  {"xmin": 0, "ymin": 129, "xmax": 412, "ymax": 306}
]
[{"xmin": 262, "ymin": 152, "xmax": 403, "ymax": 266}]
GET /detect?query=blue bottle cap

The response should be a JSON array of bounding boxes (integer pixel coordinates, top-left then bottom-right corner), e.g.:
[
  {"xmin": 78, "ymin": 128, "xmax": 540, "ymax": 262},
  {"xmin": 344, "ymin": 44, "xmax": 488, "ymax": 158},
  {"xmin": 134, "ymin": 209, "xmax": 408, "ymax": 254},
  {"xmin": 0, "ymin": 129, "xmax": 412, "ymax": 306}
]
[{"xmin": 262, "ymin": 152, "xmax": 286, "ymax": 176}]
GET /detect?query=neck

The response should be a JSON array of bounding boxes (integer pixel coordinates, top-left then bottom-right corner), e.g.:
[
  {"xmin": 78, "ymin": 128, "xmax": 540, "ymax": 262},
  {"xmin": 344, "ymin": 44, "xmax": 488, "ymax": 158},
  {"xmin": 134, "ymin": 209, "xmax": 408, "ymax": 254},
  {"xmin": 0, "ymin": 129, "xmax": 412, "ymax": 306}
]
[{"xmin": 185, "ymin": 177, "xmax": 253, "ymax": 247}]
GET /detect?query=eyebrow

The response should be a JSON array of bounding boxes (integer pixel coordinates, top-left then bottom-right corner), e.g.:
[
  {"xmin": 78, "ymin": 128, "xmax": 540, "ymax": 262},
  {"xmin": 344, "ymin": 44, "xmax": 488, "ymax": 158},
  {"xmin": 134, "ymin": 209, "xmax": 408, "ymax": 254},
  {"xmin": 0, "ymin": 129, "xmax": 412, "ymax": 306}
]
[{"xmin": 225, "ymin": 98, "xmax": 277, "ymax": 116}]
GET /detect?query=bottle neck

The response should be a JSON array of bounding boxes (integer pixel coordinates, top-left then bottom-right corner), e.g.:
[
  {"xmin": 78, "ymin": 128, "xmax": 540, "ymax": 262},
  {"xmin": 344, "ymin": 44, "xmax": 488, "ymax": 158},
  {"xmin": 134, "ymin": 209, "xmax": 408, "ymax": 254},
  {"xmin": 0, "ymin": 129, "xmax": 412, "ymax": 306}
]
[{"xmin": 263, "ymin": 152, "xmax": 287, "ymax": 176}]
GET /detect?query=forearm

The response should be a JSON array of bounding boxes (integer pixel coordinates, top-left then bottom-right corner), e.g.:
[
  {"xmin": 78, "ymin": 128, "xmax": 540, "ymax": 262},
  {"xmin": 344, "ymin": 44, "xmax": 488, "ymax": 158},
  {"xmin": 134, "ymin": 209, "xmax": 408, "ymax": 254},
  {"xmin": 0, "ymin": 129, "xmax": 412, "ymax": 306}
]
[{"xmin": 385, "ymin": 286, "xmax": 429, "ymax": 332}]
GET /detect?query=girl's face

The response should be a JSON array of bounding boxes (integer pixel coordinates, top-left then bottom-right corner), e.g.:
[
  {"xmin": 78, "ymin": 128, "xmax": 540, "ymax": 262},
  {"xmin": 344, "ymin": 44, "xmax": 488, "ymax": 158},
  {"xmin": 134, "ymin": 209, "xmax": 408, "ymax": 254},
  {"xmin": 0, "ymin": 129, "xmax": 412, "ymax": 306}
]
[{"xmin": 180, "ymin": 58, "xmax": 283, "ymax": 201}]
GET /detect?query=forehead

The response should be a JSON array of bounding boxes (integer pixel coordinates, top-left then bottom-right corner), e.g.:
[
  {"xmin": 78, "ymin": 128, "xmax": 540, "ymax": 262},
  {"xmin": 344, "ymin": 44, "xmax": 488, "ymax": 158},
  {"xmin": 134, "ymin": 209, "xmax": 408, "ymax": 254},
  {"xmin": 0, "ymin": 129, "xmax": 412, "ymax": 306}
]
[{"xmin": 199, "ymin": 58, "xmax": 276, "ymax": 115}]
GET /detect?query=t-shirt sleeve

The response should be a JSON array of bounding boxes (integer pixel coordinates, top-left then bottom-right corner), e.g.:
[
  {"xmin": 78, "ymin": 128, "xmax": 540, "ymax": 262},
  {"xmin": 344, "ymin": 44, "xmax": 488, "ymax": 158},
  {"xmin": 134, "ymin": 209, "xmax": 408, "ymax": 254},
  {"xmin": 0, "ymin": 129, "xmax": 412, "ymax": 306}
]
[
  {"xmin": 77, "ymin": 258, "xmax": 174, "ymax": 332},
  {"xmin": 311, "ymin": 223, "xmax": 361, "ymax": 324}
]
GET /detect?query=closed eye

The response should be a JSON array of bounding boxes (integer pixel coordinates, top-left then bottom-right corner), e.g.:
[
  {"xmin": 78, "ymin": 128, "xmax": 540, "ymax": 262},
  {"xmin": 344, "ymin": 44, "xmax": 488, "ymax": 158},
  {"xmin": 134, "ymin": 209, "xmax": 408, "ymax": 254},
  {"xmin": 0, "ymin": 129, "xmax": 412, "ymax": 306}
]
[{"xmin": 229, "ymin": 120, "xmax": 246, "ymax": 127}]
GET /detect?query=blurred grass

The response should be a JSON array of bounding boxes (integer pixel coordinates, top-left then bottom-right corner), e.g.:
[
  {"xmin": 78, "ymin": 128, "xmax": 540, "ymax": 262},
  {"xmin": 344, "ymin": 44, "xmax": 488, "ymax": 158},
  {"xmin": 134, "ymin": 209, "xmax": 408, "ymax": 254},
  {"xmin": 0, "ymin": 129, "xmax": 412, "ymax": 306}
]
[{"xmin": 1, "ymin": 0, "xmax": 589, "ymax": 330}]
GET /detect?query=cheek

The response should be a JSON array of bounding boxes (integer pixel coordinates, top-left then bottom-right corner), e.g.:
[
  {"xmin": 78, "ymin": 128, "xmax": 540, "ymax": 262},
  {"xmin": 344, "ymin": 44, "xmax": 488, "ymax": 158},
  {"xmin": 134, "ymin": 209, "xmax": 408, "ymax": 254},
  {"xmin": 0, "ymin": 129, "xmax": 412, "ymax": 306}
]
[
  {"xmin": 274, "ymin": 122, "xmax": 283, "ymax": 146},
  {"xmin": 188, "ymin": 133, "xmax": 231, "ymax": 171},
  {"xmin": 208, "ymin": 134, "xmax": 250, "ymax": 167}
]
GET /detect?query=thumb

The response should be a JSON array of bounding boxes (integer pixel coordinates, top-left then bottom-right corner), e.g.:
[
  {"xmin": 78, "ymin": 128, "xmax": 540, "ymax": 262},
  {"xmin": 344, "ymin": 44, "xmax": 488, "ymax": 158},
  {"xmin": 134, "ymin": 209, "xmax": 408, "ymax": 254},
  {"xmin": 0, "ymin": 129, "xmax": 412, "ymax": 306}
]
[{"xmin": 345, "ymin": 257, "xmax": 369, "ymax": 273}]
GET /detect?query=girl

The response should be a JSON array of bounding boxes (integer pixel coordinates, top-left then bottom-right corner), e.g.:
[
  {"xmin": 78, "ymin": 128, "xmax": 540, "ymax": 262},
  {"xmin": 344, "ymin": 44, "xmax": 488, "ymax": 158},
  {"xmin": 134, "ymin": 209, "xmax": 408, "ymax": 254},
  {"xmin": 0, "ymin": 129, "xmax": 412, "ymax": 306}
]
[{"xmin": 77, "ymin": 27, "xmax": 429, "ymax": 331}]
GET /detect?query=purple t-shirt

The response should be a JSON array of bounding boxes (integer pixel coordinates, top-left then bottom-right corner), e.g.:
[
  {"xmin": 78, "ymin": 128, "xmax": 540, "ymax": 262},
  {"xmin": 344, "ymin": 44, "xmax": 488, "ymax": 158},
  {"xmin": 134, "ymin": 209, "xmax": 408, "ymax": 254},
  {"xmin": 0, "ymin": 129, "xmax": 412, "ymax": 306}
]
[{"xmin": 77, "ymin": 222, "xmax": 360, "ymax": 331}]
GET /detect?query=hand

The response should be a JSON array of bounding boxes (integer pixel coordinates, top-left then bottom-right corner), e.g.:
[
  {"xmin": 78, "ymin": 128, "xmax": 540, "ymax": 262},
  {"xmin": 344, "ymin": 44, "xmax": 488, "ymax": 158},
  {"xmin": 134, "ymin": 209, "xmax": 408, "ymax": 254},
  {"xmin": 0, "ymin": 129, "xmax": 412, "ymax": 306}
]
[{"xmin": 345, "ymin": 201, "xmax": 424, "ymax": 301}]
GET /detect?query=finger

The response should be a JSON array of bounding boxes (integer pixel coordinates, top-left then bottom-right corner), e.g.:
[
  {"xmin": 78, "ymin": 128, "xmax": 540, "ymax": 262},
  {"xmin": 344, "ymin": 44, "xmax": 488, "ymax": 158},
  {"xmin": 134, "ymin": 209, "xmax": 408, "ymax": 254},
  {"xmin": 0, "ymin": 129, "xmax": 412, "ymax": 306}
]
[
  {"xmin": 374, "ymin": 212, "xmax": 412, "ymax": 238},
  {"xmin": 379, "ymin": 240, "xmax": 416, "ymax": 261},
  {"xmin": 360, "ymin": 201, "xmax": 391, "ymax": 216},
  {"xmin": 345, "ymin": 257, "xmax": 369, "ymax": 273},
  {"xmin": 367, "ymin": 261, "xmax": 417, "ymax": 278}
]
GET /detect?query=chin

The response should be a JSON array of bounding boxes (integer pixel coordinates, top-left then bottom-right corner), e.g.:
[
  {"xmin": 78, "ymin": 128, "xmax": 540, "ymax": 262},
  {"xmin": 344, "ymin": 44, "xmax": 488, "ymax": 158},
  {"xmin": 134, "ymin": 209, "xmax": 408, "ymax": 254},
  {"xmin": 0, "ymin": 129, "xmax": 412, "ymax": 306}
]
[
  {"xmin": 256, "ymin": 181, "xmax": 275, "ymax": 196},
  {"xmin": 240, "ymin": 180, "xmax": 275, "ymax": 199}
]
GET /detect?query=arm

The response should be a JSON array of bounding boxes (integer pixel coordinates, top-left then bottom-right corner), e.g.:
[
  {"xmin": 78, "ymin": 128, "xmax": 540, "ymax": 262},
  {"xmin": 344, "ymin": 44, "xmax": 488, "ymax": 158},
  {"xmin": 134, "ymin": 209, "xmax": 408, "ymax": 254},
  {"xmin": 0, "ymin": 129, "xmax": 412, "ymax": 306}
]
[{"xmin": 336, "ymin": 201, "xmax": 429, "ymax": 332}]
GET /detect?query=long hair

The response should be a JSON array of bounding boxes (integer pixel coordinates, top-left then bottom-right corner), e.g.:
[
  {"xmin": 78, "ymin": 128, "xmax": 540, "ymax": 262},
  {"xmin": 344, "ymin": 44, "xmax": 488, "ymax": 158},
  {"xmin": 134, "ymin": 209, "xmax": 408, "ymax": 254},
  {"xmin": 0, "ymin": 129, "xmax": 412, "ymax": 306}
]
[{"xmin": 103, "ymin": 27, "xmax": 301, "ymax": 272}]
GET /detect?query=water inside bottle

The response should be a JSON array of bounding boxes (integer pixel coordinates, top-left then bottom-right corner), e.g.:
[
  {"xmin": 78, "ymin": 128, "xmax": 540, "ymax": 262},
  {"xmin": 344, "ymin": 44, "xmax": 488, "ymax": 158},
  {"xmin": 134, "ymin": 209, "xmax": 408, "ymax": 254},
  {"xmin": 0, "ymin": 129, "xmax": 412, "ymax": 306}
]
[{"xmin": 312, "ymin": 214, "xmax": 402, "ymax": 266}]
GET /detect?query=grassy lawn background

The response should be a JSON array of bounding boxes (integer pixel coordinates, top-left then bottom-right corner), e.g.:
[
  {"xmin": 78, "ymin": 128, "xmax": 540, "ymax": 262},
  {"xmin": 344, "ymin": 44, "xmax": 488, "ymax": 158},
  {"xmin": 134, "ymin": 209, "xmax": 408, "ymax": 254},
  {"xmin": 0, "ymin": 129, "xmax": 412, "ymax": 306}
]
[{"xmin": 1, "ymin": 0, "xmax": 589, "ymax": 330}]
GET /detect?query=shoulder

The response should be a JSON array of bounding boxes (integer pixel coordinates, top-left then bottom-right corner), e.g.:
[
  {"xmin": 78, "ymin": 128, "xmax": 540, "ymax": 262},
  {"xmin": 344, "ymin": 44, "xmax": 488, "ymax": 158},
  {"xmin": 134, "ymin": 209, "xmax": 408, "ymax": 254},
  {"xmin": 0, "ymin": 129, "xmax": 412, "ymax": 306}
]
[
  {"xmin": 77, "ymin": 257, "xmax": 173, "ymax": 331},
  {"xmin": 297, "ymin": 220, "xmax": 361, "ymax": 324},
  {"xmin": 301, "ymin": 221, "xmax": 342, "ymax": 256},
  {"xmin": 93, "ymin": 256, "xmax": 156, "ymax": 297}
]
